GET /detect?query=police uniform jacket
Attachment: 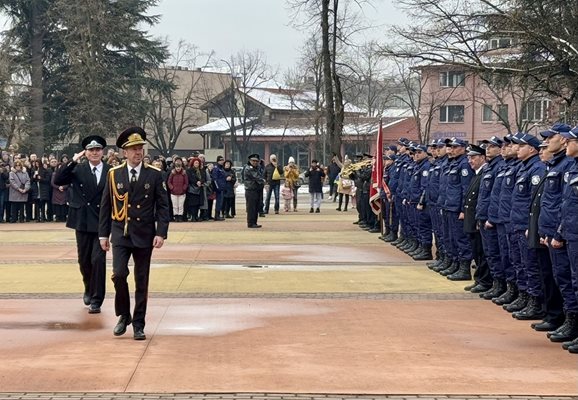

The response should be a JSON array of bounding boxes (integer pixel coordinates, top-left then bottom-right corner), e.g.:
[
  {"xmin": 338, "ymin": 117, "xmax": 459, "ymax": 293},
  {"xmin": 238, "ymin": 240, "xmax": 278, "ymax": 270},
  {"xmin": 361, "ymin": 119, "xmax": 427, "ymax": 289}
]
[
  {"xmin": 475, "ymin": 156, "xmax": 504, "ymax": 222},
  {"xmin": 400, "ymin": 160, "xmax": 415, "ymax": 201},
  {"xmin": 463, "ymin": 167, "xmax": 483, "ymax": 233},
  {"xmin": 442, "ymin": 154, "xmax": 473, "ymax": 212},
  {"xmin": 390, "ymin": 154, "xmax": 409, "ymax": 197},
  {"xmin": 426, "ymin": 156, "xmax": 447, "ymax": 207},
  {"xmin": 510, "ymin": 154, "xmax": 546, "ymax": 232},
  {"xmin": 437, "ymin": 156, "xmax": 453, "ymax": 210},
  {"xmin": 409, "ymin": 158, "xmax": 430, "ymax": 204},
  {"xmin": 538, "ymin": 151, "xmax": 575, "ymax": 238},
  {"xmin": 528, "ymin": 174, "xmax": 547, "ymax": 249},
  {"xmin": 99, "ymin": 162, "xmax": 170, "ymax": 248},
  {"xmin": 487, "ymin": 159, "xmax": 509, "ymax": 225},
  {"xmin": 497, "ymin": 159, "xmax": 521, "ymax": 229},
  {"xmin": 556, "ymin": 158, "xmax": 578, "ymax": 242},
  {"xmin": 54, "ymin": 160, "xmax": 110, "ymax": 233}
]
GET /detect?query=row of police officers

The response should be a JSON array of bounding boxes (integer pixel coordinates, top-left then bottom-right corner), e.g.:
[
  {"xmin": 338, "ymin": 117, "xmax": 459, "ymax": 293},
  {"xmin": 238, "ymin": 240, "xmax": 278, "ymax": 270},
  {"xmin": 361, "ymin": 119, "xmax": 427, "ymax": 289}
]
[{"xmin": 376, "ymin": 123, "xmax": 578, "ymax": 354}]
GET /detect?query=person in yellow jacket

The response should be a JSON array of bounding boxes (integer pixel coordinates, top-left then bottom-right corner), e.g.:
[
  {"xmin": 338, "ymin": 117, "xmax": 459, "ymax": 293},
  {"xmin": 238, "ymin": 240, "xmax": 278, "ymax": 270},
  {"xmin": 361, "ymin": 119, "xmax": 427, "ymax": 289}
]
[{"xmin": 284, "ymin": 156, "xmax": 300, "ymax": 211}]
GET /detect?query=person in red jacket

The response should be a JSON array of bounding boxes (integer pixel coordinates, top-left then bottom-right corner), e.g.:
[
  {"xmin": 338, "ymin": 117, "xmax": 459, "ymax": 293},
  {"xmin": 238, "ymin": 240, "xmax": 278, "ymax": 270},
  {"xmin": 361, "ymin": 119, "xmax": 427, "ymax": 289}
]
[{"xmin": 167, "ymin": 158, "xmax": 188, "ymax": 222}]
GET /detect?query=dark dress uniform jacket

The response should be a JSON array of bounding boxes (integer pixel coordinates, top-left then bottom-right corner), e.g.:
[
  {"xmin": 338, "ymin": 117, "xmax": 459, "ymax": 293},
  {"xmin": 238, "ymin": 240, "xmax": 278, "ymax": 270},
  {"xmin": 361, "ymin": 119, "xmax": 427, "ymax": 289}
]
[
  {"xmin": 99, "ymin": 163, "xmax": 169, "ymax": 248},
  {"xmin": 463, "ymin": 169, "xmax": 483, "ymax": 234},
  {"xmin": 54, "ymin": 161, "xmax": 110, "ymax": 233},
  {"xmin": 528, "ymin": 175, "xmax": 547, "ymax": 249}
]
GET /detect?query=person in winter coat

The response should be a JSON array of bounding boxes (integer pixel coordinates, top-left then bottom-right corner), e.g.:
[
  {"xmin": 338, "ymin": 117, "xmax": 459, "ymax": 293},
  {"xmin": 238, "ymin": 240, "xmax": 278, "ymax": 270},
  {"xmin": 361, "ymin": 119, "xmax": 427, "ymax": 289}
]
[
  {"xmin": 211, "ymin": 156, "xmax": 227, "ymax": 221},
  {"xmin": 167, "ymin": 159, "xmax": 188, "ymax": 222},
  {"xmin": 9, "ymin": 160, "xmax": 30, "ymax": 222},
  {"xmin": 51, "ymin": 167, "xmax": 69, "ymax": 222},
  {"xmin": 284, "ymin": 157, "xmax": 300, "ymax": 211},
  {"xmin": 223, "ymin": 160, "xmax": 237, "ymax": 218},
  {"xmin": 264, "ymin": 154, "xmax": 284, "ymax": 214},
  {"xmin": 304, "ymin": 159, "xmax": 326, "ymax": 213},
  {"xmin": 281, "ymin": 181, "xmax": 294, "ymax": 212},
  {"xmin": 186, "ymin": 157, "xmax": 206, "ymax": 221},
  {"xmin": 30, "ymin": 160, "xmax": 51, "ymax": 222}
]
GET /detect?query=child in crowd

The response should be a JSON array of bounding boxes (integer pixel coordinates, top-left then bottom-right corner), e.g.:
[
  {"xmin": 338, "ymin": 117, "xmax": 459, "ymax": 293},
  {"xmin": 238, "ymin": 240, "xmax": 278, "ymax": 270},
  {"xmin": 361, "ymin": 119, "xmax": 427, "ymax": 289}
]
[{"xmin": 281, "ymin": 181, "xmax": 294, "ymax": 212}]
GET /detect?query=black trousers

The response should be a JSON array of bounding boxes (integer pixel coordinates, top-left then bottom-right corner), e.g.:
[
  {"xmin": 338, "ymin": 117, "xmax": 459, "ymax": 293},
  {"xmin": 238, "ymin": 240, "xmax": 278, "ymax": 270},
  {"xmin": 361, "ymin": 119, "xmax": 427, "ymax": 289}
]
[
  {"xmin": 111, "ymin": 245, "xmax": 153, "ymax": 330},
  {"xmin": 536, "ymin": 246, "xmax": 564, "ymax": 324},
  {"xmin": 75, "ymin": 230, "xmax": 106, "ymax": 306},
  {"xmin": 246, "ymin": 189, "xmax": 260, "ymax": 226},
  {"xmin": 469, "ymin": 231, "xmax": 492, "ymax": 287}
]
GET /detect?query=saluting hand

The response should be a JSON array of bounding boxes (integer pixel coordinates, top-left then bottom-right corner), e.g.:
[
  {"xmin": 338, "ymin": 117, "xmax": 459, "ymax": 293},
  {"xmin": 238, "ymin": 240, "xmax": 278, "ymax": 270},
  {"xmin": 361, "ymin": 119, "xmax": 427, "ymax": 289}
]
[{"xmin": 72, "ymin": 150, "xmax": 85, "ymax": 163}]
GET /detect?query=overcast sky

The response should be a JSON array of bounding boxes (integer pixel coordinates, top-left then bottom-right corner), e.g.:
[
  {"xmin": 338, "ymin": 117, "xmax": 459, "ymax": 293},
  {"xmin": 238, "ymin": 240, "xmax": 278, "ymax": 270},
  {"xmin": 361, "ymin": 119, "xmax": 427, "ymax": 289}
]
[{"xmin": 148, "ymin": 0, "xmax": 407, "ymax": 69}]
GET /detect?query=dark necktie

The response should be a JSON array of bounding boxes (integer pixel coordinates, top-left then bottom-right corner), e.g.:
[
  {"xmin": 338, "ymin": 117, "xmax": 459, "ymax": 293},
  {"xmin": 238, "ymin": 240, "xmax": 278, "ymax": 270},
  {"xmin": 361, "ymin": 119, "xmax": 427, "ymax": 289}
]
[
  {"xmin": 130, "ymin": 168, "xmax": 137, "ymax": 190},
  {"xmin": 92, "ymin": 166, "xmax": 98, "ymax": 185}
]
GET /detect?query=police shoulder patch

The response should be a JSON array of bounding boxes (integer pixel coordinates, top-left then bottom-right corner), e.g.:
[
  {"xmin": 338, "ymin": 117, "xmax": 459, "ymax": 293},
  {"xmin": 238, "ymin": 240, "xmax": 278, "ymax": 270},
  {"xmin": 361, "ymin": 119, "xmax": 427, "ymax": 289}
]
[
  {"xmin": 531, "ymin": 175, "xmax": 541, "ymax": 185},
  {"xmin": 422, "ymin": 170, "xmax": 429, "ymax": 177},
  {"xmin": 564, "ymin": 172, "xmax": 570, "ymax": 183},
  {"xmin": 570, "ymin": 176, "xmax": 578, "ymax": 185},
  {"xmin": 461, "ymin": 168, "xmax": 469, "ymax": 177}
]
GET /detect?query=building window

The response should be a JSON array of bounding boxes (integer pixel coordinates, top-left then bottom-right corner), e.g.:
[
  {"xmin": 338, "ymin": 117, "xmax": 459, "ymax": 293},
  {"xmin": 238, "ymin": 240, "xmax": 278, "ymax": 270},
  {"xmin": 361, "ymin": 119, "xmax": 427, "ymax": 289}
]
[
  {"xmin": 482, "ymin": 104, "xmax": 493, "ymax": 122},
  {"xmin": 489, "ymin": 37, "xmax": 512, "ymax": 50},
  {"xmin": 497, "ymin": 104, "xmax": 508, "ymax": 122},
  {"xmin": 522, "ymin": 99, "xmax": 551, "ymax": 122},
  {"xmin": 439, "ymin": 71, "xmax": 465, "ymax": 87},
  {"xmin": 440, "ymin": 105, "xmax": 465, "ymax": 123}
]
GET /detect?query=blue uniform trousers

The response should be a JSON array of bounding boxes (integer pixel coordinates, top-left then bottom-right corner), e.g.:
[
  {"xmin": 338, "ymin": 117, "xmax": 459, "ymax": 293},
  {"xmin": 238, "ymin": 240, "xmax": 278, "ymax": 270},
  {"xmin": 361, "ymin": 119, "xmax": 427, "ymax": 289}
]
[
  {"xmin": 497, "ymin": 224, "xmax": 515, "ymax": 282},
  {"xmin": 417, "ymin": 206, "xmax": 432, "ymax": 246},
  {"xmin": 560, "ymin": 241, "xmax": 578, "ymax": 313},
  {"xmin": 430, "ymin": 206, "xmax": 445, "ymax": 253},
  {"xmin": 443, "ymin": 210, "xmax": 456, "ymax": 261},
  {"xmin": 547, "ymin": 239, "xmax": 578, "ymax": 313},
  {"xmin": 508, "ymin": 230, "xmax": 525, "ymax": 290},
  {"xmin": 394, "ymin": 197, "xmax": 404, "ymax": 236},
  {"xmin": 479, "ymin": 224, "xmax": 502, "ymax": 279},
  {"xmin": 447, "ymin": 211, "xmax": 472, "ymax": 261},
  {"xmin": 513, "ymin": 230, "xmax": 543, "ymax": 297},
  {"xmin": 402, "ymin": 203, "xmax": 415, "ymax": 239},
  {"xmin": 383, "ymin": 198, "xmax": 398, "ymax": 234}
]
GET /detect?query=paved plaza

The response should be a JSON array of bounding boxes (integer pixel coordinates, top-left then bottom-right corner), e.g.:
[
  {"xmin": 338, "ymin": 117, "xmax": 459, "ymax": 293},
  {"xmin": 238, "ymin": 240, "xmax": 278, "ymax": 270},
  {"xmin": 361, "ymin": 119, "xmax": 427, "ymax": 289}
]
[{"xmin": 0, "ymin": 197, "xmax": 576, "ymax": 398}]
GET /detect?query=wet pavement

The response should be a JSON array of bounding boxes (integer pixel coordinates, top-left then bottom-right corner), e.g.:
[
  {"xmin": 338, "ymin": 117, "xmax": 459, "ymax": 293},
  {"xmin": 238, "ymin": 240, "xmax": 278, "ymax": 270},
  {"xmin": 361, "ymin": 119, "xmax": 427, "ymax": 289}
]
[{"xmin": 0, "ymin": 198, "xmax": 576, "ymax": 396}]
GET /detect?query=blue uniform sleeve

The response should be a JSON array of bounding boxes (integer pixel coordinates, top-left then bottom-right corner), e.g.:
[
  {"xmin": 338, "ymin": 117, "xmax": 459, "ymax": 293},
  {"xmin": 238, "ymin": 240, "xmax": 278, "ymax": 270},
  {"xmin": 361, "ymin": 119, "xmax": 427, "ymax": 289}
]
[{"xmin": 460, "ymin": 160, "xmax": 474, "ymax": 211}]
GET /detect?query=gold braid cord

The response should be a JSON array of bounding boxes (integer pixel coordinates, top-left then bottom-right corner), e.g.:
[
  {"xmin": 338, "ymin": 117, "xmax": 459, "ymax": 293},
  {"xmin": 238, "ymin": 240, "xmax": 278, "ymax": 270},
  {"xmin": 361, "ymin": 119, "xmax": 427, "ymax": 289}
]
[{"xmin": 108, "ymin": 169, "xmax": 129, "ymax": 236}]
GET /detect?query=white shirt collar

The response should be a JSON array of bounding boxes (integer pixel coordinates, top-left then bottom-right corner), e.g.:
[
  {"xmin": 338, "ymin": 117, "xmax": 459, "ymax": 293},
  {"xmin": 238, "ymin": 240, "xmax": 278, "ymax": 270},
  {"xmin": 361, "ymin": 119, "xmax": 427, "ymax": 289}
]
[
  {"xmin": 127, "ymin": 162, "xmax": 143, "ymax": 178},
  {"xmin": 475, "ymin": 163, "xmax": 487, "ymax": 175}
]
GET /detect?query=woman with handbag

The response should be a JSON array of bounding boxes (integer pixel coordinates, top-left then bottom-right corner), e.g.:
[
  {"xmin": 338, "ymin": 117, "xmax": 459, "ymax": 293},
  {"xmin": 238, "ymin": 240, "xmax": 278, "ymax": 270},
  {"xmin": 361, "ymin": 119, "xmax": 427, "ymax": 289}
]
[{"xmin": 186, "ymin": 157, "xmax": 205, "ymax": 221}]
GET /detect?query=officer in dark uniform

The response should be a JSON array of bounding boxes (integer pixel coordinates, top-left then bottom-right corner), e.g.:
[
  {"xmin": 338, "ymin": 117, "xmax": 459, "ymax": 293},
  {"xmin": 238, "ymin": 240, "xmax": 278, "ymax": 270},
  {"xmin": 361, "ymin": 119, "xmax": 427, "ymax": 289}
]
[
  {"xmin": 380, "ymin": 154, "xmax": 396, "ymax": 241},
  {"xmin": 539, "ymin": 124, "xmax": 578, "ymax": 341},
  {"xmin": 432, "ymin": 140, "xmax": 454, "ymax": 273},
  {"xmin": 427, "ymin": 139, "xmax": 449, "ymax": 269},
  {"xmin": 409, "ymin": 144, "xmax": 433, "ymax": 260},
  {"xmin": 54, "ymin": 135, "xmax": 110, "ymax": 313},
  {"xmin": 462, "ymin": 144, "xmax": 491, "ymax": 284},
  {"xmin": 244, "ymin": 153, "xmax": 265, "ymax": 228},
  {"xmin": 554, "ymin": 126, "xmax": 578, "ymax": 353},
  {"xmin": 99, "ymin": 127, "xmax": 170, "ymax": 340},
  {"xmin": 527, "ymin": 137, "xmax": 564, "ymax": 336},
  {"xmin": 509, "ymin": 133, "xmax": 546, "ymax": 319},
  {"xmin": 391, "ymin": 139, "xmax": 411, "ymax": 246},
  {"xmin": 475, "ymin": 136, "xmax": 506, "ymax": 297},
  {"xmin": 399, "ymin": 143, "xmax": 418, "ymax": 253},
  {"xmin": 439, "ymin": 138, "xmax": 474, "ymax": 279}
]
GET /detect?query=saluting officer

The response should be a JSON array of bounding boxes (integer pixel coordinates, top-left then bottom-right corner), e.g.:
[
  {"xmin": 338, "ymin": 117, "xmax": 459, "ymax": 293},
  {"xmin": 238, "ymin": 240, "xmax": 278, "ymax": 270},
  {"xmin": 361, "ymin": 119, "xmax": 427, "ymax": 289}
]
[
  {"xmin": 99, "ymin": 127, "xmax": 170, "ymax": 340},
  {"xmin": 508, "ymin": 133, "xmax": 546, "ymax": 320},
  {"xmin": 475, "ymin": 136, "xmax": 506, "ymax": 297},
  {"xmin": 54, "ymin": 135, "xmax": 110, "ymax": 313},
  {"xmin": 244, "ymin": 153, "xmax": 266, "ymax": 228},
  {"xmin": 439, "ymin": 138, "xmax": 474, "ymax": 280}
]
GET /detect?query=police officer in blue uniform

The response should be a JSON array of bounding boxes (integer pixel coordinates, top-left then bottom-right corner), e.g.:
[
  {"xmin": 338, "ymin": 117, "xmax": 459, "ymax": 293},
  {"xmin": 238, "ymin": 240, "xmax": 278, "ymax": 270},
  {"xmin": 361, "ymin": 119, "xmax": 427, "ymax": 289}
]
[
  {"xmin": 409, "ymin": 144, "xmax": 433, "ymax": 260},
  {"xmin": 381, "ymin": 153, "xmax": 397, "ymax": 241},
  {"xmin": 552, "ymin": 126, "xmax": 578, "ymax": 353},
  {"xmin": 495, "ymin": 133, "xmax": 524, "ymax": 307},
  {"xmin": 508, "ymin": 133, "xmax": 547, "ymax": 320},
  {"xmin": 540, "ymin": 124, "xmax": 578, "ymax": 342},
  {"xmin": 391, "ymin": 139, "xmax": 412, "ymax": 247},
  {"xmin": 475, "ymin": 136, "xmax": 506, "ymax": 297},
  {"xmin": 426, "ymin": 139, "xmax": 449, "ymax": 268},
  {"xmin": 439, "ymin": 138, "xmax": 474, "ymax": 280},
  {"xmin": 399, "ymin": 143, "xmax": 419, "ymax": 253}
]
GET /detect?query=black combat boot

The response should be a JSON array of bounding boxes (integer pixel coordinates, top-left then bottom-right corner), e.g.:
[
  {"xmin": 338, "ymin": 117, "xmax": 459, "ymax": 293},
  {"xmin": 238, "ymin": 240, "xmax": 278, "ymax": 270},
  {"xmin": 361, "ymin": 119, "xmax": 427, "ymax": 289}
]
[
  {"xmin": 440, "ymin": 260, "xmax": 460, "ymax": 276},
  {"xmin": 427, "ymin": 251, "xmax": 442, "ymax": 269},
  {"xmin": 504, "ymin": 291, "xmax": 529, "ymax": 312},
  {"xmin": 408, "ymin": 245, "xmax": 423, "ymax": 257},
  {"xmin": 493, "ymin": 281, "xmax": 518, "ymax": 305},
  {"xmin": 414, "ymin": 246, "xmax": 433, "ymax": 261},
  {"xmin": 399, "ymin": 238, "xmax": 415, "ymax": 251},
  {"xmin": 513, "ymin": 296, "xmax": 545, "ymax": 320},
  {"xmin": 562, "ymin": 336, "xmax": 578, "ymax": 350},
  {"xmin": 391, "ymin": 235, "xmax": 404, "ymax": 246},
  {"xmin": 395, "ymin": 237, "xmax": 410, "ymax": 248},
  {"xmin": 481, "ymin": 279, "xmax": 507, "ymax": 300},
  {"xmin": 384, "ymin": 232, "xmax": 398, "ymax": 242},
  {"xmin": 531, "ymin": 320, "xmax": 562, "ymax": 332},
  {"xmin": 433, "ymin": 257, "xmax": 453, "ymax": 273},
  {"xmin": 549, "ymin": 313, "xmax": 578, "ymax": 343},
  {"xmin": 404, "ymin": 240, "xmax": 419, "ymax": 254},
  {"xmin": 447, "ymin": 260, "xmax": 472, "ymax": 281}
]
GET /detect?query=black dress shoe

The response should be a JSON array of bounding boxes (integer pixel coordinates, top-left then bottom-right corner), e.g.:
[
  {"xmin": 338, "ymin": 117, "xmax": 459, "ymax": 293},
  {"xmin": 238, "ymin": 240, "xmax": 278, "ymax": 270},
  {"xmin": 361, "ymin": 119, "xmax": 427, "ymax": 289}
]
[
  {"xmin": 88, "ymin": 304, "xmax": 101, "ymax": 314},
  {"xmin": 532, "ymin": 321, "xmax": 561, "ymax": 332},
  {"xmin": 133, "ymin": 328, "xmax": 146, "ymax": 341},
  {"xmin": 113, "ymin": 315, "xmax": 132, "ymax": 336},
  {"xmin": 83, "ymin": 292, "xmax": 91, "ymax": 306},
  {"xmin": 470, "ymin": 284, "xmax": 491, "ymax": 293},
  {"xmin": 248, "ymin": 224, "xmax": 262, "ymax": 228}
]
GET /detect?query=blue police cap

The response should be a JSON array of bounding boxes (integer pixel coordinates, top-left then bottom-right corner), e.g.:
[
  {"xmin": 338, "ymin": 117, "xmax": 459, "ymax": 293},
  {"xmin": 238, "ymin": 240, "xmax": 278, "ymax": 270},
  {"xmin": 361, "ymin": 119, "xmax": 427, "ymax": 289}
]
[
  {"xmin": 386, "ymin": 154, "xmax": 398, "ymax": 161},
  {"xmin": 513, "ymin": 133, "xmax": 541, "ymax": 149},
  {"xmin": 509, "ymin": 132, "xmax": 527, "ymax": 144},
  {"xmin": 414, "ymin": 144, "xmax": 428, "ymax": 152},
  {"xmin": 446, "ymin": 137, "xmax": 468, "ymax": 147},
  {"xmin": 387, "ymin": 144, "xmax": 398, "ymax": 152},
  {"xmin": 561, "ymin": 126, "xmax": 578, "ymax": 139},
  {"xmin": 541, "ymin": 123, "xmax": 572, "ymax": 138},
  {"xmin": 429, "ymin": 139, "xmax": 438, "ymax": 148},
  {"xmin": 481, "ymin": 136, "xmax": 503, "ymax": 147},
  {"xmin": 397, "ymin": 137, "xmax": 410, "ymax": 146},
  {"xmin": 503, "ymin": 133, "xmax": 515, "ymax": 143}
]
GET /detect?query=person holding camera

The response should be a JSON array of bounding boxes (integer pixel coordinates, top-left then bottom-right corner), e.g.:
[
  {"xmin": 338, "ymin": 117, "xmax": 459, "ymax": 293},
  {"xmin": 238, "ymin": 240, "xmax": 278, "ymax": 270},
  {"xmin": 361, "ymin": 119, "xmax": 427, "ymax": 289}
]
[{"xmin": 304, "ymin": 159, "xmax": 326, "ymax": 213}]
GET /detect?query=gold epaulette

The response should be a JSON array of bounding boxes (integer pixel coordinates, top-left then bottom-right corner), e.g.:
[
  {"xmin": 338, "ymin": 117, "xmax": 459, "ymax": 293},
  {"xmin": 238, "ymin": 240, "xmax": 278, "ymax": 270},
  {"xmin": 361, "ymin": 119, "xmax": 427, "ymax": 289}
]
[
  {"xmin": 110, "ymin": 162, "xmax": 126, "ymax": 171},
  {"xmin": 145, "ymin": 163, "xmax": 161, "ymax": 171}
]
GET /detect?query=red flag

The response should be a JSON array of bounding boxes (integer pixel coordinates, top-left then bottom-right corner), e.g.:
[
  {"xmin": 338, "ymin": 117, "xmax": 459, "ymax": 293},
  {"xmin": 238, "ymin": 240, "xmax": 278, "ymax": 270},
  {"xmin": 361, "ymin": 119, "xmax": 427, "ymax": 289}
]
[{"xmin": 369, "ymin": 119, "xmax": 383, "ymax": 215}]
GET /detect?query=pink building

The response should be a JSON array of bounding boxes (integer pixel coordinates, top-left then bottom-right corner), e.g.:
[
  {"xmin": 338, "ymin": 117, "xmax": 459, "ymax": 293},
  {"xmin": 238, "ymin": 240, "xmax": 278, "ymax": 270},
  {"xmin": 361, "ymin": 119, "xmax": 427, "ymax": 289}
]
[{"xmin": 418, "ymin": 64, "xmax": 559, "ymax": 143}]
